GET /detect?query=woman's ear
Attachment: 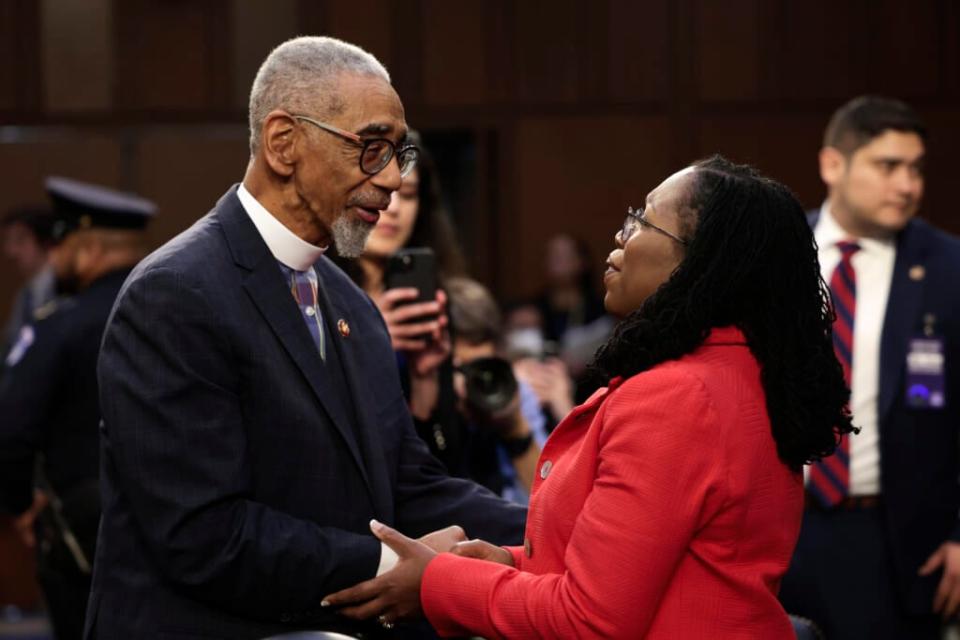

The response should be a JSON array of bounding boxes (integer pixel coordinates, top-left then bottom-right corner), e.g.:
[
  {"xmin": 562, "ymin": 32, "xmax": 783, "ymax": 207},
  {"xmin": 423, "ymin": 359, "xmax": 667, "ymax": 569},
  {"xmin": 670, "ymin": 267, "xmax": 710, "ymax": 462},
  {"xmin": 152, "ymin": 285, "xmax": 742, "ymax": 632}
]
[{"xmin": 260, "ymin": 110, "xmax": 298, "ymax": 177}]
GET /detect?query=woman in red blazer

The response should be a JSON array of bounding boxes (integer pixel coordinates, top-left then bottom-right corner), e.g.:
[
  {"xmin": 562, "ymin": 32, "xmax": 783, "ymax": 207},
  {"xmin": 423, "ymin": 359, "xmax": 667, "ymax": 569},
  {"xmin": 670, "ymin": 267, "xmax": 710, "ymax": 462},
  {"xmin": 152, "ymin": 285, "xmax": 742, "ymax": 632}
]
[{"xmin": 325, "ymin": 156, "xmax": 854, "ymax": 638}]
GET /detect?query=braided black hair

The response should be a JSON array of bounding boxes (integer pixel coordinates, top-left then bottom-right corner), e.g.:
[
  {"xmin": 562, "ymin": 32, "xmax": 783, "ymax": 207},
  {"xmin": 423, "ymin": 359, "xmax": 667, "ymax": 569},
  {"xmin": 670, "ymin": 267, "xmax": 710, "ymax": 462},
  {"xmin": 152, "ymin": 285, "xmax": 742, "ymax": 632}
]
[{"xmin": 591, "ymin": 155, "xmax": 854, "ymax": 470}]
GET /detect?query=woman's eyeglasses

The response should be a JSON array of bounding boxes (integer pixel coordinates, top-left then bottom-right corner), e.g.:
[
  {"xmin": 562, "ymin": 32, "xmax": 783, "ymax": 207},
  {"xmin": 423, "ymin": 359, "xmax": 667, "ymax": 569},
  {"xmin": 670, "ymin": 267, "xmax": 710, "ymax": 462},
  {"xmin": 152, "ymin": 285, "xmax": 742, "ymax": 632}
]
[{"xmin": 620, "ymin": 206, "xmax": 688, "ymax": 245}]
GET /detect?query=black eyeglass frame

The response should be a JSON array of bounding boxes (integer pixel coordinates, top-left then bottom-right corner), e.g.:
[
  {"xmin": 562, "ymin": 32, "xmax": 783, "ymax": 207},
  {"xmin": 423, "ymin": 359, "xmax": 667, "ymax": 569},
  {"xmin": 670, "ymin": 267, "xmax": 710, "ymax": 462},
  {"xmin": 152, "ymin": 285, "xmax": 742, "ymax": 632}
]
[
  {"xmin": 621, "ymin": 206, "xmax": 688, "ymax": 245},
  {"xmin": 292, "ymin": 114, "xmax": 420, "ymax": 178}
]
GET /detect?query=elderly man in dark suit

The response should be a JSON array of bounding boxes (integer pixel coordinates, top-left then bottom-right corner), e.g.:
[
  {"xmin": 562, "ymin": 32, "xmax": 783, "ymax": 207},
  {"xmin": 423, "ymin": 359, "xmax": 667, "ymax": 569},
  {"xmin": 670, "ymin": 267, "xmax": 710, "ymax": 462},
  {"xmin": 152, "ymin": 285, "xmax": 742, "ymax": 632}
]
[
  {"xmin": 86, "ymin": 36, "xmax": 525, "ymax": 639},
  {"xmin": 780, "ymin": 96, "xmax": 960, "ymax": 639}
]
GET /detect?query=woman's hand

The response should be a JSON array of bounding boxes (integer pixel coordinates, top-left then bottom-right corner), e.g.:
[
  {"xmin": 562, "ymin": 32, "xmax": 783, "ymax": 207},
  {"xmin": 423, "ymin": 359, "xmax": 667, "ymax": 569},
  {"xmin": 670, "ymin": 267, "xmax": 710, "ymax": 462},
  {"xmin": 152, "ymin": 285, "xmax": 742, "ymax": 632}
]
[
  {"xmin": 418, "ymin": 525, "xmax": 467, "ymax": 553},
  {"xmin": 322, "ymin": 520, "xmax": 435, "ymax": 626},
  {"xmin": 373, "ymin": 288, "xmax": 446, "ymax": 352},
  {"xmin": 450, "ymin": 539, "xmax": 515, "ymax": 567}
]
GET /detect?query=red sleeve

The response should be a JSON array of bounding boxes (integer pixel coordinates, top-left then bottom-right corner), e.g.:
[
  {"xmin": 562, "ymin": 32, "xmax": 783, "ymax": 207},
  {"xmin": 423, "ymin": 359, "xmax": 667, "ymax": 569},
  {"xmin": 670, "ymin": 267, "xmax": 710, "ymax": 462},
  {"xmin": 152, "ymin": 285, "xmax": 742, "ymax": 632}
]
[
  {"xmin": 421, "ymin": 368, "xmax": 728, "ymax": 638},
  {"xmin": 505, "ymin": 545, "xmax": 524, "ymax": 571}
]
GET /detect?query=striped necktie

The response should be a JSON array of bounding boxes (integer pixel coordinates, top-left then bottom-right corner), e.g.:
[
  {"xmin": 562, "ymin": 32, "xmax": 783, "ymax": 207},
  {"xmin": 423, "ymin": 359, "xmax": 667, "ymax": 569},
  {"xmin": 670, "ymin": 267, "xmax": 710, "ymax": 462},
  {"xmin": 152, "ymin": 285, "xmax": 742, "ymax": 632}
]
[
  {"xmin": 289, "ymin": 267, "xmax": 326, "ymax": 361},
  {"xmin": 809, "ymin": 240, "xmax": 860, "ymax": 507}
]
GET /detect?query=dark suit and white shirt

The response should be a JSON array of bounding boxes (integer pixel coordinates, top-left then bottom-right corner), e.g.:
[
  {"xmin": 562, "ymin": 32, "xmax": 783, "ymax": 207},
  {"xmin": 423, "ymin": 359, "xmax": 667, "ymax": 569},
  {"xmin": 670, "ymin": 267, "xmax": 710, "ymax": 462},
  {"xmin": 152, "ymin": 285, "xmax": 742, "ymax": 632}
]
[
  {"xmin": 812, "ymin": 204, "xmax": 893, "ymax": 496},
  {"xmin": 782, "ymin": 204, "xmax": 960, "ymax": 639},
  {"xmin": 85, "ymin": 184, "xmax": 525, "ymax": 639}
]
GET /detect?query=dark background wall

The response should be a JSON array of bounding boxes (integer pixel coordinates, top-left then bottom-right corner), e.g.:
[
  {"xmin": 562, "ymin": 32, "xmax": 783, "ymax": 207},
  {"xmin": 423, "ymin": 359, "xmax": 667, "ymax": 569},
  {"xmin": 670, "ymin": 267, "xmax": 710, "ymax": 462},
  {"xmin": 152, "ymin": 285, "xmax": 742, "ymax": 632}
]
[{"xmin": 2, "ymin": 0, "xmax": 959, "ymax": 323}]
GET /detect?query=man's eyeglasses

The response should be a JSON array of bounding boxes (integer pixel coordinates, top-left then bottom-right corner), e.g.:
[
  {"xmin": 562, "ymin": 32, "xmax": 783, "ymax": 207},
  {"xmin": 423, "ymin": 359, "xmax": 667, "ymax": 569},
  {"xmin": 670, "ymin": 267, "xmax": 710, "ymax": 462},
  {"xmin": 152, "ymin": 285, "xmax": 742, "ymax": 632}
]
[
  {"xmin": 292, "ymin": 115, "xmax": 420, "ymax": 178},
  {"xmin": 620, "ymin": 206, "xmax": 688, "ymax": 245}
]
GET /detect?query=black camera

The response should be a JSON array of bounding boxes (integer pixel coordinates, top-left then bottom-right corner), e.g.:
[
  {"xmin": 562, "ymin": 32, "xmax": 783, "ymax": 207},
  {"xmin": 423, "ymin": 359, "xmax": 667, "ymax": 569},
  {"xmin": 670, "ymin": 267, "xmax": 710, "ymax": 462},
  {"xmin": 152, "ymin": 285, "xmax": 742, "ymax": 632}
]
[{"xmin": 458, "ymin": 357, "xmax": 519, "ymax": 422}]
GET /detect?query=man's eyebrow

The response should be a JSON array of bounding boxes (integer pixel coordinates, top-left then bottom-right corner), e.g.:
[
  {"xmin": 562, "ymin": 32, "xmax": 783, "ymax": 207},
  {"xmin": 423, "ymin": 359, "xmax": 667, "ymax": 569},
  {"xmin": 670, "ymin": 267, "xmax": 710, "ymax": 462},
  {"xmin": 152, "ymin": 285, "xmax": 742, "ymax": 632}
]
[{"xmin": 355, "ymin": 123, "xmax": 395, "ymax": 137}]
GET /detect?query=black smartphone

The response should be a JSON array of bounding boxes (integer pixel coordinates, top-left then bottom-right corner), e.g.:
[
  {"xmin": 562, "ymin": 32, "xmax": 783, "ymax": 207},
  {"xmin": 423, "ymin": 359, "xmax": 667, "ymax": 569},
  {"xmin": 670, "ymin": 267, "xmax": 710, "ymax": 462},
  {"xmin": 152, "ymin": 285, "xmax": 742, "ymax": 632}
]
[{"xmin": 384, "ymin": 247, "xmax": 438, "ymax": 314}]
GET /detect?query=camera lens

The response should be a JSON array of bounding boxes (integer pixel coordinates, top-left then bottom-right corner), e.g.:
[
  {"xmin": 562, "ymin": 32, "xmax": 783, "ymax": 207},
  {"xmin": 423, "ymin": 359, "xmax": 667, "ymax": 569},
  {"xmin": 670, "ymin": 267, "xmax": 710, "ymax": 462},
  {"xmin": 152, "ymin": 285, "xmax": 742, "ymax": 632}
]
[{"xmin": 459, "ymin": 357, "xmax": 518, "ymax": 418}]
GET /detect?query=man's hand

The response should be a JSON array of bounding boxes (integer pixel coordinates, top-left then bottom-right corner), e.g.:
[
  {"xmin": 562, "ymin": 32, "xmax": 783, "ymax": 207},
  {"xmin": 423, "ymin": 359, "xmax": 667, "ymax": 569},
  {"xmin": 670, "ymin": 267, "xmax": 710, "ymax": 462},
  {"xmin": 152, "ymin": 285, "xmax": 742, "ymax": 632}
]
[
  {"xmin": 12, "ymin": 490, "xmax": 48, "ymax": 549},
  {"xmin": 323, "ymin": 520, "xmax": 435, "ymax": 626},
  {"xmin": 919, "ymin": 540, "xmax": 960, "ymax": 619},
  {"xmin": 451, "ymin": 539, "xmax": 515, "ymax": 567},
  {"xmin": 418, "ymin": 525, "xmax": 467, "ymax": 554}
]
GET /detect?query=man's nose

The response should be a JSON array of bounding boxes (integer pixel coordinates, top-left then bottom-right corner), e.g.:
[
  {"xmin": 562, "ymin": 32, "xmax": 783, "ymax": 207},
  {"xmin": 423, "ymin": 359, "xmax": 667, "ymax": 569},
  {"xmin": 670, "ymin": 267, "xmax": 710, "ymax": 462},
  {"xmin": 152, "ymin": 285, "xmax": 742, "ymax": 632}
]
[{"xmin": 371, "ymin": 153, "xmax": 403, "ymax": 192}]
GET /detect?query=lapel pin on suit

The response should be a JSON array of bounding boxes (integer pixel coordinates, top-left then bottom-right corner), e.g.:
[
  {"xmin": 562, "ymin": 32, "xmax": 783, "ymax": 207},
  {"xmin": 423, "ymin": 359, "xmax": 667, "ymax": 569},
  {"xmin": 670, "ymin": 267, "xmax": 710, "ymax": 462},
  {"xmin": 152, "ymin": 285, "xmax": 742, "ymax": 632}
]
[
  {"xmin": 909, "ymin": 264, "xmax": 925, "ymax": 281},
  {"xmin": 338, "ymin": 319, "xmax": 350, "ymax": 337}
]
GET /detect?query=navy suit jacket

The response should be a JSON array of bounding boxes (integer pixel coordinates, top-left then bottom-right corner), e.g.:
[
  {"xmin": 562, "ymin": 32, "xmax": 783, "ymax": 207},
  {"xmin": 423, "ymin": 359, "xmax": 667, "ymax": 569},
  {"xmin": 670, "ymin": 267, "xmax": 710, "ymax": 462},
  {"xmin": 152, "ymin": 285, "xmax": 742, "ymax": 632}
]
[
  {"xmin": 811, "ymin": 210, "xmax": 960, "ymax": 612},
  {"xmin": 86, "ymin": 186, "xmax": 526, "ymax": 639}
]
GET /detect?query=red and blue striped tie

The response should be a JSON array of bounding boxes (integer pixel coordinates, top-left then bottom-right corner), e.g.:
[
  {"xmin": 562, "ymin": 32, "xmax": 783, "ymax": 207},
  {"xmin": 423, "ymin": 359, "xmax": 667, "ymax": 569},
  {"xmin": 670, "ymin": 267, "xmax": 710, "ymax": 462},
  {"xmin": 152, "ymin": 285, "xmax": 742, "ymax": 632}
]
[{"xmin": 809, "ymin": 240, "xmax": 860, "ymax": 507}]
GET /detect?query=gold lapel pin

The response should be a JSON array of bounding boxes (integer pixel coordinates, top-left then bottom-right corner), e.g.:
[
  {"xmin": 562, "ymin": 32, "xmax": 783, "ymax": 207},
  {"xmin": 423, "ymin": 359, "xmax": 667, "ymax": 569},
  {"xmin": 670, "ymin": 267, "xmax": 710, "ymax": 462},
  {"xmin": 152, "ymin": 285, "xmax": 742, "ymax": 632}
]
[
  {"xmin": 338, "ymin": 319, "xmax": 350, "ymax": 337},
  {"xmin": 909, "ymin": 265, "xmax": 925, "ymax": 281}
]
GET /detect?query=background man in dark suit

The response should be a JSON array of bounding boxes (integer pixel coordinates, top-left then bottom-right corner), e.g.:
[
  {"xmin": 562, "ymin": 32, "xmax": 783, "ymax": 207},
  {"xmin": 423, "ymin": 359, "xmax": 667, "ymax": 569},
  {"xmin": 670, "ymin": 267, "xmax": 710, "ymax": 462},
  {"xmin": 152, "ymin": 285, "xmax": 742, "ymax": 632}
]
[
  {"xmin": 0, "ymin": 177, "xmax": 154, "ymax": 640},
  {"xmin": 87, "ymin": 35, "xmax": 525, "ymax": 639},
  {"xmin": 780, "ymin": 96, "xmax": 960, "ymax": 639}
]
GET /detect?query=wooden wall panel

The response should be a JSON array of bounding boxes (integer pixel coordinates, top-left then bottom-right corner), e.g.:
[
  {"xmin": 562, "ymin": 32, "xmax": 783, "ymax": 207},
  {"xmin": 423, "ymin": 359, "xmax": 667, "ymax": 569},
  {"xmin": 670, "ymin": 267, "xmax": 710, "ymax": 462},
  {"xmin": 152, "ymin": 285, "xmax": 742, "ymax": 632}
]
[
  {"xmin": 505, "ymin": 115, "xmax": 673, "ymax": 299},
  {"xmin": 863, "ymin": 0, "xmax": 940, "ymax": 99},
  {"xmin": 0, "ymin": 0, "xmax": 41, "ymax": 116},
  {"xmin": 114, "ymin": 0, "xmax": 232, "ymax": 112},
  {"xmin": 321, "ymin": 0, "xmax": 397, "ymax": 77},
  {"xmin": 511, "ymin": 0, "xmax": 605, "ymax": 104},
  {"xmin": 763, "ymin": 0, "xmax": 868, "ymax": 102},
  {"xmin": 421, "ymin": 0, "xmax": 489, "ymax": 107},
  {"xmin": 696, "ymin": 114, "xmax": 827, "ymax": 208},
  {"xmin": 606, "ymin": 0, "xmax": 671, "ymax": 104},
  {"xmin": 133, "ymin": 129, "xmax": 250, "ymax": 247},
  {"xmin": 916, "ymin": 108, "xmax": 960, "ymax": 236},
  {"xmin": 231, "ymin": 0, "xmax": 300, "ymax": 111},
  {"xmin": 694, "ymin": 0, "xmax": 761, "ymax": 103},
  {"xmin": 41, "ymin": 0, "xmax": 113, "ymax": 113}
]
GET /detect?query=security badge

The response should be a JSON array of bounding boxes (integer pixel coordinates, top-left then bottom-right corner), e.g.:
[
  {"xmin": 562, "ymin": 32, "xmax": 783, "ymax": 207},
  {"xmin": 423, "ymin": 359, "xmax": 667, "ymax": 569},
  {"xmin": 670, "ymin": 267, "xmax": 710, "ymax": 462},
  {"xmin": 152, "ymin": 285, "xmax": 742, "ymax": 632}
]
[
  {"xmin": 5, "ymin": 325, "xmax": 35, "ymax": 367},
  {"xmin": 905, "ymin": 313, "xmax": 946, "ymax": 409}
]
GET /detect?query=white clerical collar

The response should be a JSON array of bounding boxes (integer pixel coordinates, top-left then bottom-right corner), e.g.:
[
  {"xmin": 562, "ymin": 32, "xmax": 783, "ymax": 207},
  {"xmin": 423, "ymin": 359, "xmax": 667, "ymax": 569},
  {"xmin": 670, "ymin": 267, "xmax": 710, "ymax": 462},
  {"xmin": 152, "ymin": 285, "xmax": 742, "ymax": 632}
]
[
  {"xmin": 815, "ymin": 202, "xmax": 894, "ymax": 253},
  {"xmin": 236, "ymin": 183, "xmax": 326, "ymax": 271}
]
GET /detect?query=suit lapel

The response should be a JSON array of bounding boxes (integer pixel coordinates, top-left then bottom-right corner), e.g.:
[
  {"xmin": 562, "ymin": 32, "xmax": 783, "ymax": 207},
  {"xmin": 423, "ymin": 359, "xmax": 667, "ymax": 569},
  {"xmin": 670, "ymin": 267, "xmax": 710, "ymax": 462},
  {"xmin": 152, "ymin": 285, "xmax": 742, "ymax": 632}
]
[
  {"xmin": 878, "ymin": 221, "xmax": 927, "ymax": 425},
  {"xmin": 215, "ymin": 186, "xmax": 372, "ymax": 496},
  {"xmin": 314, "ymin": 259, "xmax": 393, "ymax": 520}
]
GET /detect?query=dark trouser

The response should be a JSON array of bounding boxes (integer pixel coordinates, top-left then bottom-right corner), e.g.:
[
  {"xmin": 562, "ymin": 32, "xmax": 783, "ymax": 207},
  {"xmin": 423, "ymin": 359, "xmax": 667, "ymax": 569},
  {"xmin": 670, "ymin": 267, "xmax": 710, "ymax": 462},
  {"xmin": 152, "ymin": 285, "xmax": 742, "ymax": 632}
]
[
  {"xmin": 779, "ymin": 503, "xmax": 940, "ymax": 640},
  {"xmin": 36, "ymin": 557, "xmax": 90, "ymax": 640}
]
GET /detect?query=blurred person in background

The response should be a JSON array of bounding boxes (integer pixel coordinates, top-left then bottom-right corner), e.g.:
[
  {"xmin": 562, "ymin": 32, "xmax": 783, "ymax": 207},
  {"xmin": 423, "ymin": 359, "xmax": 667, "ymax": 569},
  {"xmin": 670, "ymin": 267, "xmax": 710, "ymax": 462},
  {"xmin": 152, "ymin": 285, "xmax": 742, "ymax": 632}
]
[
  {"xmin": 445, "ymin": 276, "xmax": 547, "ymax": 503},
  {"xmin": 332, "ymin": 133, "xmax": 472, "ymax": 473},
  {"xmin": 1, "ymin": 207, "xmax": 56, "ymax": 358},
  {"xmin": 0, "ymin": 177, "xmax": 154, "ymax": 640},
  {"xmin": 505, "ymin": 233, "xmax": 612, "ymax": 413},
  {"xmin": 780, "ymin": 96, "xmax": 960, "ymax": 639},
  {"xmin": 324, "ymin": 156, "xmax": 853, "ymax": 638}
]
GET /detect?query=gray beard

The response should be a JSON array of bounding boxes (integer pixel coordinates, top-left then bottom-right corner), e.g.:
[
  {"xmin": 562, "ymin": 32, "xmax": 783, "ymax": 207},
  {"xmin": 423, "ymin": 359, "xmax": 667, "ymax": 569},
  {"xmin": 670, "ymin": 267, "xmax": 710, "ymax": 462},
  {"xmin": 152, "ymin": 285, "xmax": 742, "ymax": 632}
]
[{"xmin": 331, "ymin": 214, "xmax": 372, "ymax": 258}]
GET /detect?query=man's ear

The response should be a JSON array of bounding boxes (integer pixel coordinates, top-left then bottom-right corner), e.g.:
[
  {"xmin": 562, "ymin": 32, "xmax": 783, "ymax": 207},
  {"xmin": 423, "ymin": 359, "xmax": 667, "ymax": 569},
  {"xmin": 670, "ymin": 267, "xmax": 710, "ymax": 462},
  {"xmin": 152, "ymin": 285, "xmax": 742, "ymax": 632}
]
[
  {"xmin": 261, "ymin": 110, "xmax": 298, "ymax": 177},
  {"xmin": 819, "ymin": 146, "xmax": 847, "ymax": 188}
]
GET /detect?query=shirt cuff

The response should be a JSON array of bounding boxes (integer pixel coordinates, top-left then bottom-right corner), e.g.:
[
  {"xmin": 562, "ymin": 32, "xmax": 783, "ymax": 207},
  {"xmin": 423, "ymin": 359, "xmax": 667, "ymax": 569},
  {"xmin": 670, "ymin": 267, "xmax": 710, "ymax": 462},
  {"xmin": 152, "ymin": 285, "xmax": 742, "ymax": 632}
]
[{"xmin": 377, "ymin": 541, "xmax": 399, "ymax": 576}]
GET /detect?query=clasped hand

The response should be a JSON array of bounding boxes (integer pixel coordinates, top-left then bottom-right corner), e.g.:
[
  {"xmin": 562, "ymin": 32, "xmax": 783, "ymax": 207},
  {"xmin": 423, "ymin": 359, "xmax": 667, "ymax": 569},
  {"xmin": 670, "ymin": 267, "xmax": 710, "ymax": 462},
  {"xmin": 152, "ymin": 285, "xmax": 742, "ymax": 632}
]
[{"xmin": 321, "ymin": 520, "xmax": 514, "ymax": 625}]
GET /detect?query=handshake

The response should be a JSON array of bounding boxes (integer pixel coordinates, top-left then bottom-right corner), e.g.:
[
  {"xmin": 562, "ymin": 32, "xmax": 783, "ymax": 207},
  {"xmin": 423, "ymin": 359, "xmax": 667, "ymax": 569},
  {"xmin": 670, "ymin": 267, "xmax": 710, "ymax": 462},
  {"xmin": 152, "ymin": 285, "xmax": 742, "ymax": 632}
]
[{"xmin": 321, "ymin": 520, "xmax": 513, "ymax": 630}]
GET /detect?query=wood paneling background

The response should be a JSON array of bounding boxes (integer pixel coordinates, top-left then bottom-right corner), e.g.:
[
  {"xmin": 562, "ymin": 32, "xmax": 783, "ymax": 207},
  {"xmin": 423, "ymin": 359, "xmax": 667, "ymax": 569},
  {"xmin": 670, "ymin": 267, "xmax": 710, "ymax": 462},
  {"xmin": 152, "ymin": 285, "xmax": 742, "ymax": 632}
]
[{"xmin": 1, "ymin": 0, "xmax": 959, "ymax": 316}]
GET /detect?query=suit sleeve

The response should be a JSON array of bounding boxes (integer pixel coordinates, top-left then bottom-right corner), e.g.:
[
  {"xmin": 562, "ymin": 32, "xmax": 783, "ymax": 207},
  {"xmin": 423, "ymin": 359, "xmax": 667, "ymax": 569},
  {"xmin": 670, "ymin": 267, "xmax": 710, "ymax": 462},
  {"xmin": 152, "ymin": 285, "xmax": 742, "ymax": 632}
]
[
  {"xmin": 98, "ymin": 267, "xmax": 380, "ymax": 620},
  {"xmin": 421, "ymin": 369, "xmax": 727, "ymax": 639},
  {"xmin": 392, "ymin": 412, "xmax": 528, "ymax": 545},
  {"xmin": 0, "ymin": 321, "xmax": 63, "ymax": 514}
]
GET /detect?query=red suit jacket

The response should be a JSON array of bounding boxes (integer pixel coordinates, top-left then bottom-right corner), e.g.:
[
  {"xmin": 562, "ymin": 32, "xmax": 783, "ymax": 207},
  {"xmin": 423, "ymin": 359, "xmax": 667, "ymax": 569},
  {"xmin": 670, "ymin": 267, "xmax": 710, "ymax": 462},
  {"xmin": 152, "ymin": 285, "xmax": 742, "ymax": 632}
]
[{"xmin": 422, "ymin": 327, "xmax": 804, "ymax": 638}]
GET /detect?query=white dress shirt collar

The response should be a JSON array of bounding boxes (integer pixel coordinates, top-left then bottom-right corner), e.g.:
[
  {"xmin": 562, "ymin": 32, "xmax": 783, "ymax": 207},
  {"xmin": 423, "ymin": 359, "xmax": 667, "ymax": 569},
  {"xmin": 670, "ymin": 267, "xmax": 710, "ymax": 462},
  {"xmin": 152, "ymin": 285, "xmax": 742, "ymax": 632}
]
[
  {"xmin": 815, "ymin": 201, "xmax": 895, "ymax": 255},
  {"xmin": 236, "ymin": 183, "xmax": 326, "ymax": 271}
]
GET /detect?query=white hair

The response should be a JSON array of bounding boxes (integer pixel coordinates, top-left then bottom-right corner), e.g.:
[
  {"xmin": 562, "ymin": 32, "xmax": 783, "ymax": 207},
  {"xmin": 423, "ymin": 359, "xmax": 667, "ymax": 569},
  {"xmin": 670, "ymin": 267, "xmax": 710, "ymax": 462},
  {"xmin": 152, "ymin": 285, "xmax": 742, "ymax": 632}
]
[{"xmin": 248, "ymin": 36, "xmax": 390, "ymax": 153}]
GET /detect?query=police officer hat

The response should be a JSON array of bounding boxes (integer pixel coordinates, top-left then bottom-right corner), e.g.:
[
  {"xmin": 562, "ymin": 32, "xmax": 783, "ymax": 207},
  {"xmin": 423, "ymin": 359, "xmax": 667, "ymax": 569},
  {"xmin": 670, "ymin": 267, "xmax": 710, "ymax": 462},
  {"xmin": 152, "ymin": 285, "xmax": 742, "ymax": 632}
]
[{"xmin": 46, "ymin": 177, "xmax": 156, "ymax": 242}]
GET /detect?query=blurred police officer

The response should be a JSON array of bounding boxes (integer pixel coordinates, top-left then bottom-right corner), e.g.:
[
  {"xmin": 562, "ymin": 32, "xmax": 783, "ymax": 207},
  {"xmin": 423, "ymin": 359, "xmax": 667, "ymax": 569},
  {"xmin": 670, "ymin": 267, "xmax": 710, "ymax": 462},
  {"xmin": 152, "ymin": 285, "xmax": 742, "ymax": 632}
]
[
  {"xmin": 0, "ymin": 177, "xmax": 154, "ymax": 640},
  {"xmin": 1, "ymin": 206, "xmax": 56, "ymax": 357}
]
